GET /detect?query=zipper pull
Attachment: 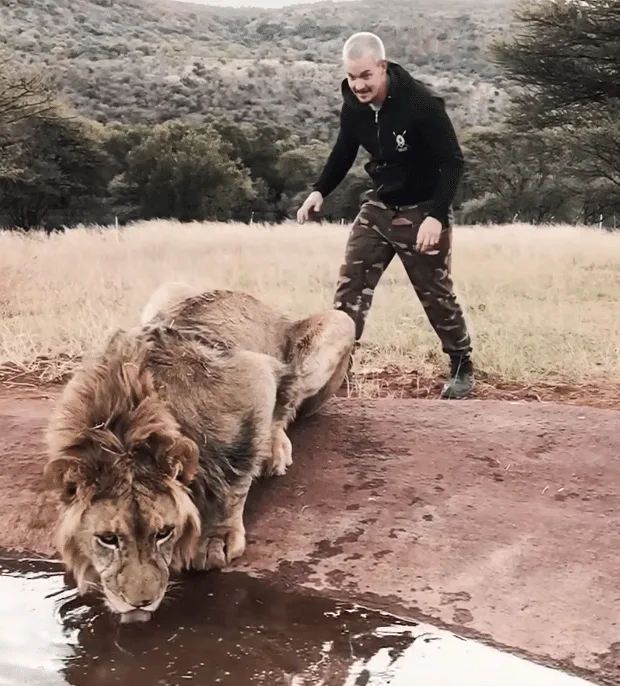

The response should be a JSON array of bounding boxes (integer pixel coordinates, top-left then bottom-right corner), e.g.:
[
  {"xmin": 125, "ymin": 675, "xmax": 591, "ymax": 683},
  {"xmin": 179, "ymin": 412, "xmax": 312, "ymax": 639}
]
[{"xmin": 375, "ymin": 110, "xmax": 378, "ymax": 123}]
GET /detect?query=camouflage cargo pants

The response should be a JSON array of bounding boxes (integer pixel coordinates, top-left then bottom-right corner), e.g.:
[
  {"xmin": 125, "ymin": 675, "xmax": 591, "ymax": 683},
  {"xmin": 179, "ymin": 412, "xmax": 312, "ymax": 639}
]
[{"xmin": 333, "ymin": 190, "xmax": 472, "ymax": 356}]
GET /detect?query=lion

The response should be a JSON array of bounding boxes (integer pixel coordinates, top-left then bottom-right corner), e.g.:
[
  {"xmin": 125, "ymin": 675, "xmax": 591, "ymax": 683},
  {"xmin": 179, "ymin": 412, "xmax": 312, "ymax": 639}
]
[{"xmin": 44, "ymin": 282, "xmax": 355, "ymax": 623}]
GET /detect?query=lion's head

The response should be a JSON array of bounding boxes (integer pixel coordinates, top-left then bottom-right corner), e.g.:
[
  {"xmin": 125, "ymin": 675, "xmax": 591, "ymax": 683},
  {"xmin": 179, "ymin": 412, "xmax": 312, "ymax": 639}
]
[{"xmin": 44, "ymin": 331, "xmax": 202, "ymax": 622}]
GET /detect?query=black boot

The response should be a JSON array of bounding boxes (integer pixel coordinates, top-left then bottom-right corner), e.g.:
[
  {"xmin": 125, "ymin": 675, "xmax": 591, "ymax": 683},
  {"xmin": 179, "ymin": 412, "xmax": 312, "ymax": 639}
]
[{"xmin": 440, "ymin": 354, "xmax": 475, "ymax": 399}]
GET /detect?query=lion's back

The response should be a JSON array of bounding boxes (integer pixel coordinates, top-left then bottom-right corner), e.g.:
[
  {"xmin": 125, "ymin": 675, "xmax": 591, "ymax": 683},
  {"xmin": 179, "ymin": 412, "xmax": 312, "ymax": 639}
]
[
  {"xmin": 142, "ymin": 321, "xmax": 284, "ymax": 444},
  {"xmin": 149, "ymin": 287, "xmax": 292, "ymax": 360}
]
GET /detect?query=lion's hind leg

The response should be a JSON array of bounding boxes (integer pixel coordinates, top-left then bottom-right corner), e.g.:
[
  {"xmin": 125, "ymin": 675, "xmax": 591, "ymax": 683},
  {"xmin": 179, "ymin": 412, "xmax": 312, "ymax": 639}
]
[
  {"xmin": 263, "ymin": 310, "xmax": 355, "ymax": 479},
  {"xmin": 287, "ymin": 309, "xmax": 356, "ymax": 418}
]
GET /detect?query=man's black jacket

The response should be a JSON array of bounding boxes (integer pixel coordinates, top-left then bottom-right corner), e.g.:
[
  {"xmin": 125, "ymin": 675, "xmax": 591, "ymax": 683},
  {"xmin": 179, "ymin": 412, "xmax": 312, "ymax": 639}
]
[{"xmin": 312, "ymin": 61, "xmax": 465, "ymax": 222}]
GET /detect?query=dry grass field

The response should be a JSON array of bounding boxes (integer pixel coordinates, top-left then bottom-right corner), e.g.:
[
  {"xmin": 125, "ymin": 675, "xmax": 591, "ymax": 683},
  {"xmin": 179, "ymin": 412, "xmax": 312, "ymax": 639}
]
[{"xmin": 1, "ymin": 219, "xmax": 619, "ymax": 404}]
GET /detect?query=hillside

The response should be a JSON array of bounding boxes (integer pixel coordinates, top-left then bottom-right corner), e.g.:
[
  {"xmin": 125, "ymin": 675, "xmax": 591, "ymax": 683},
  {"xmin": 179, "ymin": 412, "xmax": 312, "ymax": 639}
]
[{"xmin": 0, "ymin": 0, "xmax": 517, "ymax": 142}]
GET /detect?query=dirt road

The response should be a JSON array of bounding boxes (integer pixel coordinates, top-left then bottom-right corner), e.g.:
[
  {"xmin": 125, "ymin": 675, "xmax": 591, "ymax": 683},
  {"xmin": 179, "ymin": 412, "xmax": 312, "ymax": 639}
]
[{"xmin": 0, "ymin": 387, "xmax": 618, "ymax": 685}]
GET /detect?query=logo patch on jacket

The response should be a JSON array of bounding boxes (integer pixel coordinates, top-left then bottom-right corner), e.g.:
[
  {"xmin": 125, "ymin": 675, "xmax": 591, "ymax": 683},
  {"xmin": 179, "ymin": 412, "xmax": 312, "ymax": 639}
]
[{"xmin": 393, "ymin": 130, "xmax": 408, "ymax": 152}]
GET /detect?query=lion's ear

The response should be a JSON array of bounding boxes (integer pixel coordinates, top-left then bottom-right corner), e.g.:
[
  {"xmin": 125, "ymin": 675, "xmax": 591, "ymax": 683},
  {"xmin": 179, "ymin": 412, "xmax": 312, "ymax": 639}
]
[
  {"xmin": 169, "ymin": 436, "xmax": 199, "ymax": 485},
  {"xmin": 43, "ymin": 456, "xmax": 82, "ymax": 503}
]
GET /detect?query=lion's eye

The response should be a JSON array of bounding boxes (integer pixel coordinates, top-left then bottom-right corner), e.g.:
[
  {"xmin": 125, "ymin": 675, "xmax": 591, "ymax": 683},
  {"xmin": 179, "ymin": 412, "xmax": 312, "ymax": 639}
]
[
  {"xmin": 155, "ymin": 526, "xmax": 174, "ymax": 543},
  {"xmin": 96, "ymin": 533, "xmax": 119, "ymax": 548}
]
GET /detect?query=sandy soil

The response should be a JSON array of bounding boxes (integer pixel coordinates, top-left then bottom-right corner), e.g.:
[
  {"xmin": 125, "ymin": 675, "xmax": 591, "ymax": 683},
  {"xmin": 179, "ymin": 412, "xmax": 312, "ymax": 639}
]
[{"xmin": 0, "ymin": 385, "xmax": 618, "ymax": 685}]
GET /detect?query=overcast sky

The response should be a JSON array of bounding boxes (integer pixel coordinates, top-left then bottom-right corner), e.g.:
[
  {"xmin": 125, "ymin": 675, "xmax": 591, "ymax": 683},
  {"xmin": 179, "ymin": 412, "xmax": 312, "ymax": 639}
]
[{"xmin": 175, "ymin": 0, "xmax": 354, "ymax": 8}]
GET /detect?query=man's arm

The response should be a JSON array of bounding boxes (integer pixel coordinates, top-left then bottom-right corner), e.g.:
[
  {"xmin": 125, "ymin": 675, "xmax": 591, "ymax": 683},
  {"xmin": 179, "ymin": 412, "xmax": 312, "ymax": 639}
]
[
  {"xmin": 420, "ymin": 96, "xmax": 465, "ymax": 222},
  {"xmin": 312, "ymin": 107, "xmax": 359, "ymax": 198}
]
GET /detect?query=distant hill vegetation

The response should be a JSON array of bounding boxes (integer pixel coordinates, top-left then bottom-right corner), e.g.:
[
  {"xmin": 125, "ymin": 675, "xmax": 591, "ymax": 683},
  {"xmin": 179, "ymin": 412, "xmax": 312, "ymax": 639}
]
[
  {"xmin": 0, "ymin": 0, "xmax": 517, "ymax": 141},
  {"xmin": 2, "ymin": 0, "xmax": 617, "ymax": 231}
]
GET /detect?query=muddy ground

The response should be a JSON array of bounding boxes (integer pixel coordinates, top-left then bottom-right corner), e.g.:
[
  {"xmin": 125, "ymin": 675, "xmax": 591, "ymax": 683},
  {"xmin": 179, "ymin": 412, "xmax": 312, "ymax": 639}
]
[{"xmin": 0, "ymin": 383, "xmax": 618, "ymax": 685}]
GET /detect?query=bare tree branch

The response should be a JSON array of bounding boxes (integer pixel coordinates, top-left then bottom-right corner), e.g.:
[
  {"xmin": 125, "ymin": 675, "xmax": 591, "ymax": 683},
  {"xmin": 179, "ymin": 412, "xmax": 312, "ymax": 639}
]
[{"xmin": 0, "ymin": 51, "xmax": 56, "ymax": 127}]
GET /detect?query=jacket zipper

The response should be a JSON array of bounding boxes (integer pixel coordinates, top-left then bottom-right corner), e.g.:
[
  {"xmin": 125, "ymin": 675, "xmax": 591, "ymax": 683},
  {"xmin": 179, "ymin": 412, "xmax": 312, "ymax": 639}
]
[
  {"xmin": 375, "ymin": 108, "xmax": 383, "ymax": 158},
  {"xmin": 375, "ymin": 108, "xmax": 385, "ymax": 194}
]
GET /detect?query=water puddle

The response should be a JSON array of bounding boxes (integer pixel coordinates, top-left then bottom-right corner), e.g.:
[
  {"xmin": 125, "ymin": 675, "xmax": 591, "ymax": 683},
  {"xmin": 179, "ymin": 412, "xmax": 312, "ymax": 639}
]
[{"xmin": 0, "ymin": 552, "xmax": 598, "ymax": 686}]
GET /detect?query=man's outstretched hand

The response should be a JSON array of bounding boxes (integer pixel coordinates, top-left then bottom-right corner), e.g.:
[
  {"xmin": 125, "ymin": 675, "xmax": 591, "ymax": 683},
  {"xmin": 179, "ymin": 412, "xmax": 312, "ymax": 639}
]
[{"xmin": 297, "ymin": 191, "xmax": 324, "ymax": 224}]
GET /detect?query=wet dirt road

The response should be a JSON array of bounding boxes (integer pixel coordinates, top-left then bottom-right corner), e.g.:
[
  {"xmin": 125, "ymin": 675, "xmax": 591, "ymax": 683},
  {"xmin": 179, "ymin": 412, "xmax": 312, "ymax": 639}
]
[{"xmin": 0, "ymin": 388, "xmax": 618, "ymax": 684}]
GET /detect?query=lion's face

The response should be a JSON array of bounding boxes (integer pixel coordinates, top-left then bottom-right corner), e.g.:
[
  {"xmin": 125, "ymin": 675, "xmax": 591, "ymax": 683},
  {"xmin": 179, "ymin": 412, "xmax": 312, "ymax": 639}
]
[
  {"xmin": 45, "ymin": 392, "xmax": 203, "ymax": 621},
  {"xmin": 73, "ymin": 487, "xmax": 198, "ymax": 617},
  {"xmin": 44, "ymin": 334, "xmax": 207, "ymax": 621}
]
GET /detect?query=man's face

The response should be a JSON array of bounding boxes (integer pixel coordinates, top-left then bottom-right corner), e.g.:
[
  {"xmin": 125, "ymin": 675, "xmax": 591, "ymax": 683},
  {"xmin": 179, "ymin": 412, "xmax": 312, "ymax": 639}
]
[{"xmin": 344, "ymin": 56, "xmax": 387, "ymax": 105}]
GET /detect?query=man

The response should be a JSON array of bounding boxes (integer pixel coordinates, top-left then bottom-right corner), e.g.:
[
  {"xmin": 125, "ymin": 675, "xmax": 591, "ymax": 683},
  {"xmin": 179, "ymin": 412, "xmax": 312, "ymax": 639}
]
[{"xmin": 296, "ymin": 31, "xmax": 474, "ymax": 399}]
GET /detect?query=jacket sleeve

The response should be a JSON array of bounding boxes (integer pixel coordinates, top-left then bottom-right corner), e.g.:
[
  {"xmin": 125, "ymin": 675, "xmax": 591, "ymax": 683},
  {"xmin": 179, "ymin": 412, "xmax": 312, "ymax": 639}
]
[
  {"xmin": 312, "ymin": 107, "xmax": 359, "ymax": 198},
  {"xmin": 419, "ymin": 96, "xmax": 465, "ymax": 221}
]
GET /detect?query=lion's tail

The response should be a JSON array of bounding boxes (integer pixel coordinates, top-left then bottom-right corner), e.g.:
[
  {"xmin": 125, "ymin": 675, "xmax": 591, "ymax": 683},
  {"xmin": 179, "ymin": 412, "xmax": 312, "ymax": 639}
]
[{"xmin": 140, "ymin": 281, "xmax": 200, "ymax": 326}]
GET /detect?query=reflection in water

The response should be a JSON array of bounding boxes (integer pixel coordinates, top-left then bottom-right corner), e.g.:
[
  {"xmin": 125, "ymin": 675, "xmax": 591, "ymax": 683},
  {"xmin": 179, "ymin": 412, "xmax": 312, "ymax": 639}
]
[
  {"xmin": 0, "ymin": 553, "xmax": 596, "ymax": 686},
  {"xmin": 0, "ymin": 557, "xmax": 77, "ymax": 686}
]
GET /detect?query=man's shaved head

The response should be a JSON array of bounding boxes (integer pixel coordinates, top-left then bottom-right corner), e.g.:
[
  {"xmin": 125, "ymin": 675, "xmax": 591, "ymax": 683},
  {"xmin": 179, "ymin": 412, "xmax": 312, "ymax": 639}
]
[
  {"xmin": 342, "ymin": 32, "xmax": 386, "ymax": 63},
  {"xmin": 342, "ymin": 32, "xmax": 388, "ymax": 106}
]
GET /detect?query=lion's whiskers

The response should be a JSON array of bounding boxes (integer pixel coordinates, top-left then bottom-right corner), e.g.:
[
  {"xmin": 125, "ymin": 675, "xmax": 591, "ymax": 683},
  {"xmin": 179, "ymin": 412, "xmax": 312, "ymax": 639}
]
[{"xmin": 161, "ymin": 579, "xmax": 184, "ymax": 604}]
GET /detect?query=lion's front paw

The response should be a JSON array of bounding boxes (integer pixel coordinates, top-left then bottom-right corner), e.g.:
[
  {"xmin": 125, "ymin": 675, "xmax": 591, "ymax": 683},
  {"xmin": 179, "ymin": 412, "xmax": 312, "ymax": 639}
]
[
  {"xmin": 190, "ymin": 526, "xmax": 246, "ymax": 571},
  {"xmin": 264, "ymin": 426, "xmax": 293, "ymax": 477}
]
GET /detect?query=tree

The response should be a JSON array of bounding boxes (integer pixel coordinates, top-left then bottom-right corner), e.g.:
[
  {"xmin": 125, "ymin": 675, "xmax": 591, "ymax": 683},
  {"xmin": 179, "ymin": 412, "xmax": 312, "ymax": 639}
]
[
  {"xmin": 0, "ymin": 50, "xmax": 55, "ymax": 128},
  {"xmin": 277, "ymin": 140, "xmax": 330, "ymax": 219},
  {"xmin": 460, "ymin": 125, "xmax": 578, "ymax": 224},
  {"xmin": 491, "ymin": 0, "xmax": 620, "ymax": 127},
  {"xmin": 578, "ymin": 177, "xmax": 620, "ymax": 226},
  {"xmin": 567, "ymin": 122, "xmax": 620, "ymax": 190},
  {"xmin": 102, "ymin": 123, "xmax": 151, "ymax": 177},
  {"xmin": 0, "ymin": 49, "xmax": 57, "ymax": 181},
  {"xmin": 212, "ymin": 119, "xmax": 297, "ymax": 221},
  {"xmin": 277, "ymin": 141, "xmax": 330, "ymax": 194},
  {"xmin": 110, "ymin": 121, "xmax": 257, "ymax": 222},
  {"xmin": 567, "ymin": 123, "xmax": 620, "ymax": 225},
  {"xmin": 488, "ymin": 0, "xmax": 620, "ymax": 226},
  {"xmin": 0, "ymin": 107, "xmax": 112, "ymax": 229}
]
